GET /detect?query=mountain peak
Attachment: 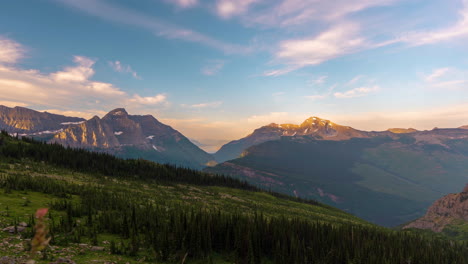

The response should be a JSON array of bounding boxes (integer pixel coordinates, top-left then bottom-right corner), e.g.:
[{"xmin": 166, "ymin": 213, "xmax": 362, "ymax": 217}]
[
  {"xmin": 107, "ymin": 108, "xmax": 128, "ymax": 116},
  {"xmin": 103, "ymin": 108, "xmax": 129, "ymax": 120},
  {"xmin": 300, "ymin": 116, "xmax": 331, "ymax": 127}
]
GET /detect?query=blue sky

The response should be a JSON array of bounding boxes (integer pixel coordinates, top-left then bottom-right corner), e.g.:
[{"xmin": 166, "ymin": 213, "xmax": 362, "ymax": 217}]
[{"xmin": 1, "ymin": 0, "xmax": 468, "ymax": 151}]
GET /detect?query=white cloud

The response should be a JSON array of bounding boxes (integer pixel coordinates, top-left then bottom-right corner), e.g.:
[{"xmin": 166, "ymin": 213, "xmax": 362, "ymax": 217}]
[
  {"xmin": 109, "ymin": 60, "xmax": 141, "ymax": 79},
  {"xmin": 423, "ymin": 67, "xmax": 468, "ymax": 89},
  {"xmin": 305, "ymin": 94, "xmax": 327, "ymax": 100},
  {"xmin": 184, "ymin": 101, "xmax": 223, "ymax": 108},
  {"xmin": 0, "ymin": 58, "xmax": 125, "ymax": 108},
  {"xmin": 399, "ymin": 0, "xmax": 468, "ymax": 46},
  {"xmin": 334, "ymin": 86, "xmax": 379, "ymax": 98},
  {"xmin": 51, "ymin": 56, "xmax": 95, "ymax": 83},
  {"xmin": 0, "ymin": 37, "xmax": 25, "ymax": 64},
  {"xmin": 216, "ymin": 0, "xmax": 261, "ymax": 18},
  {"xmin": 130, "ymin": 94, "xmax": 167, "ymax": 105},
  {"xmin": 0, "ymin": 39, "xmax": 168, "ymax": 114},
  {"xmin": 166, "ymin": 0, "xmax": 198, "ymax": 8},
  {"xmin": 307, "ymin": 75, "xmax": 328, "ymax": 85},
  {"xmin": 56, "ymin": 0, "xmax": 251, "ymax": 54},
  {"xmin": 262, "ymin": 67, "xmax": 297, "ymax": 77},
  {"xmin": 347, "ymin": 75, "xmax": 365, "ymax": 85},
  {"xmin": 0, "ymin": 100, "xmax": 28, "ymax": 108},
  {"xmin": 258, "ymin": 0, "xmax": 468, "ymax": 76},
  {"xmin": 425, "ymin": 68, "xmax": 450, "ymax": 82},
  {"xmin": 247, "ymin": 0, "xmax": 397, "ymax": 28},
  {"xmin": 201, "ymin": 60, "xmax": 225, "ymax": 75},
  {"xmin": 269, "ymin": 23, "xmax": 367, "ymax": 75},
  {"xmin": 43, "ymin": 109, "xmax": 107, "ymax": 119}
]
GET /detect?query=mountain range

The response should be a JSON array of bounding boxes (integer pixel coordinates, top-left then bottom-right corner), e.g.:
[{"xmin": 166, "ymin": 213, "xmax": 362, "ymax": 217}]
[
  {"xmin": 3, "ymin": 105, "xmax": 468, "ymax": 227},
  {"xmin": 0, "ymin": 105, "xmax": 214, "ymax": 169},
  {"xmin": 207, "ymin": 118, "xmax": 468, "ymax": 226}
]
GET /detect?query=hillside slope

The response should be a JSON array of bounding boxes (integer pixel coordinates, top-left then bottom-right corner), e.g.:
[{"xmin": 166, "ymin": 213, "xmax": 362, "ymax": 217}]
[
  {"xmin": 206, "ymin": 135, "xmax": 468, "ymax": 226},
  {"xmin": 2, "ymin": 132, "xmax": 468, "ymax": 263},
  {"xmin": 404, "ymin": 184, "xmax": 468, "ymax": 239}
]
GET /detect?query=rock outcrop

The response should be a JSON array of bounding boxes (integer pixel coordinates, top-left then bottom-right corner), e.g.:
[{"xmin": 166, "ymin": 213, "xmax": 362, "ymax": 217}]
[{"xmin": 404, "ymin": 184, "xmax": 468, "ymax": 232}]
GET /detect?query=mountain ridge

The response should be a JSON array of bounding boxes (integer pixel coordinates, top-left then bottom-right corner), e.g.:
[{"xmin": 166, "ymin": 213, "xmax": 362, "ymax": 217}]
[
  {"xmin": 0, "ymin": 105, "xmax": 215, "ymax": 169},
  {"xmin": 0, "ymin": 105, "xmax": 85, "ymax": 134},
  {"xmin": 52, "ymin": 107, "xmax": 215, "ymax": 169}
]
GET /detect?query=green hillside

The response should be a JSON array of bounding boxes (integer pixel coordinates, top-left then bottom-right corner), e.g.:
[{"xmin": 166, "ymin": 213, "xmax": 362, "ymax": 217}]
[
  {"xmin": 1, "ymin": 132, "xmax": 468, "ymax": 263},
  {"xmin": 206, "ymin": 136, "xmax": 468, "ymax": 226}
]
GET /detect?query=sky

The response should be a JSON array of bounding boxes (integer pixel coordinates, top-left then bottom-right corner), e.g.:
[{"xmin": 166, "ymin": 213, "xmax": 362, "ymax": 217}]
[{"xmin": 1, "ymin": 0, "xmax": 468, "ymax": 152}]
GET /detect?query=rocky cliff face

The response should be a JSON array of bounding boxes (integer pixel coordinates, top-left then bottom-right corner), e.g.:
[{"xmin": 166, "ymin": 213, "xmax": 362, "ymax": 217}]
[
  {"xmin": 52, "ymin": 108, "xmax": 215, "ymax": 169},
  {"xmin": 0, "ymin": 105, "xmax": 85, "ymax": 134},
  {"xmin": 404, "ymin": 184, "xmax": 468, "ymax": 232}
]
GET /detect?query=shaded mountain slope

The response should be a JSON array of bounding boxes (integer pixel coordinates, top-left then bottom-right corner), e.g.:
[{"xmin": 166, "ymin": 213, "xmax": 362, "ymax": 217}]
[
  {"xmin": 404, "ymin": 184, "xmax": 468, "ymax": 234},
  {"xmin": 207, "ymin": 135, "xmax": 468, "ymax": 226}
]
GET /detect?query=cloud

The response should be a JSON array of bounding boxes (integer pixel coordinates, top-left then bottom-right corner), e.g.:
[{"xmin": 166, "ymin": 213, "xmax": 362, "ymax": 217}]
[
  {"xmin": 423, "ymin": 67, "xmax": 468, "ymax": 89},
  {"xmin": 109, "ymin": 60, "xmax": 141, "ymax": 79},
  {"xmin": 262, "ymin": 67, "xmax": 297, "ymax": 77},
  {"xmin": 129, "ymin": 94, "xmax": 167, "ymax": 105},
  {"xmin": 56, "ymin": 0, "xmax": 251, "ymax": 54},
  {"xmin": 425, "ymin": 68, "xmax": 450, "ymax": 82},
  {"xmin": 334, "ymin": 86, "xmax": 379, "ymax": 98},
  {"xmin": 0, "ymin": 39, "xmax": 168, "ymax": 114},
  {"xmin": 258, "ymin": 0, "xmax": 468, "ymax": 76},
  {"xmin": 166, "ymin": 0, "xmax": 198, "ymax": 8},
  {"xmin": 0, "ymin": 37, "xmax": 25, "ymax": 64},
  {"xmin": 347, "ymin": 75, "xmax": 365, "ymax": 85},
  {"xmin": 51, "ymin": 56, "xmax": 95, "ymax": 83},
  {"xmin": 183, "ymin": 101, "xmax": 223, "ymax": 108},
  {"xmin": 246, "ymin": 0, "xmax": 397, "ymax": 28},
  {"xmin": 0, "ymin": 100, "xmax": 28, "ymax": 108},
  {"xmin": 268, "ymin": 23, "xmax": 367, "ymax": 75},
  {"xmin": 305, "ymin": 94, "xmax": 327, "ymax": 100},
  {"xmin": 399, "ymin": 0, "xmax": 468, "ymax": 46},
  {"xmin": 201, "ymin": 60, "xmax": 225, "ymax": 75},
  {"xmin": 216, "ymin": 0, "xmax": 261, "ymax": 18},
  {"xmin": 0, "ymin": 56, "xmax": 127, "ymax": 109},
  {"xmin": 43, "ymin": 109, "xmax": 107, "ymax": 119},
  {"xmin": 310, "ymin": 75, "xmax": 328, "ymax": 85}
]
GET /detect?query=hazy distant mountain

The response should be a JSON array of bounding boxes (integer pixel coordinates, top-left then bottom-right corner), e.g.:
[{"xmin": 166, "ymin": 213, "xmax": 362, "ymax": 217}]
[
  {"xmin": 387, "ymin": 128, "xmax": 418, "ymax": 134},
  {"xmin": 207, "ymin": 123, "xmax": 468, "ymax": 226},
  {"xmin": 214, "ymin": 117, "xmax": 391, "ymax": 162},
  {"xmin": 0, "ymin": 105, "xmax": 85, "ymax": 134},
  {"xmin": 52, "ymin": 108, "xmax": 215, "ymax": 169}
]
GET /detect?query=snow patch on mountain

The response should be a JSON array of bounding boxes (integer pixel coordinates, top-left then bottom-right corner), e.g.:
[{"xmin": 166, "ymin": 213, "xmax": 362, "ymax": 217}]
[{"xmin": 61, "ymin": 121, "xmax": 85, "ymax": 125}]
